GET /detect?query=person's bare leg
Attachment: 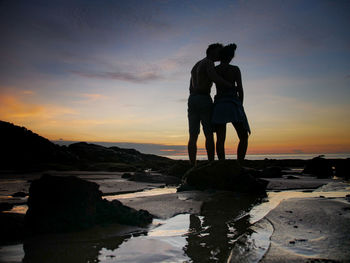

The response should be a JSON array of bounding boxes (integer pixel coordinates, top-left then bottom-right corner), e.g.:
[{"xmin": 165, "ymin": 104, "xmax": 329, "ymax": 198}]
[
  {"xmin": 205, "ymin": 132, "xmax": 215, "ymax": 162},
  {"xmin": 188, "ymin": 133, "xmax": 198, "ymax": 166},
  {"xmin": 233, "ymin": 122, "xmax": 248, "ymax": 162},
  {"xmin": 215, "ymin": 124, "xmax": 226, "ymax": 160}
]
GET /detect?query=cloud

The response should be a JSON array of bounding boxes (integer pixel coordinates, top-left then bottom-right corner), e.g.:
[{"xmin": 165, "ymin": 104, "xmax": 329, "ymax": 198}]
[
  {"xmin": 81, "ymin": 93, "xmax": 107, "ymax": 101},
  {"xmin": 0, "ymin": 94, "xmax": 77, "ymax": 121},
  {"xmin": 21, "ymin": 90, "xmax": 35, "ymax": 95},
  {"xmin": 71, "ymin": 70, "xmax": 161, "ymax": 83}
]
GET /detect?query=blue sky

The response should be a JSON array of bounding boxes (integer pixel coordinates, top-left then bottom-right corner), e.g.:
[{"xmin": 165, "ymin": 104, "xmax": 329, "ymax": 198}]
[{"xmin": 1, "ymin": 0, "xmax": 350, "ymax": 155}]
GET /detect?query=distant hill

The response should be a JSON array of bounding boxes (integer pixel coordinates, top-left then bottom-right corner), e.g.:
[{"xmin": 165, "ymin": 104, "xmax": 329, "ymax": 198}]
[{"xmin": 0, "ymin": 121, "xmax": 174, "ymax": 171}]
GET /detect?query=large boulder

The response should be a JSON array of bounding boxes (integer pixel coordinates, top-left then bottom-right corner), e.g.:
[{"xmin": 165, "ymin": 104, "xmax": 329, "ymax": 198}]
[
  {"xmin": 180, "ymin": 160, "xmax": 267, "ymax": 194},
  {"xmin": 0, "ymin": 213, "xmax": 25, "ymax": 244},
  {"xmin": 25, "ymin": 174, "xmax": 152, "ymax": 234},
  {"xmin": 303, "ymin": 156, "xmax": 333, "ymax": 178}
]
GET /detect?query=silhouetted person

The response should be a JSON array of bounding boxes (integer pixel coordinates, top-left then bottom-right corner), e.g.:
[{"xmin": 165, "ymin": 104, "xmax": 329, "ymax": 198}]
[
  {"xmin": 212, "ymin": 44, "xmax": 251, "ymax": 162},
  {"xmin": 188, "ymin": 43, "xmax": 235, "ymax": 166}
]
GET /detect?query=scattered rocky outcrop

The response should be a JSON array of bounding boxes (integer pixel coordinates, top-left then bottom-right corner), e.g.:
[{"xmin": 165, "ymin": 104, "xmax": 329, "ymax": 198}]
[
  {"xmin": 0, "ymin": 203, "xmax": 14, "ymax": 212},
  {"xmin": 166, "ymin": 160, "xmax": 193, "ymax": 178},
  {"xmin": 0, "ymin": 121, "xmax": 76, "ymax": 170},
  {"xmin": 303, "ymin": 156, "xmax": 333, "ymax": 178},
  {"xmin": 179, "ymin": 160, "xmax": 268, "ymax": 194},
  {"xmin": 261, "ymin": 166, "xmax": 282, "ymax": 178},
  {"xmin": 0, "ymin": 213, "xmax": 25, "ymax": 244},
  {"xmin": 334, "ymin": 158, "xmax": 350, "ymax": 179},
  {"xmin": 122, "ymin": 171, "xmax": 181, "ymax": 185},
  {"xmin": 25, "ymin": 174, "xmax": 153, "ymax": 234},
  {"xmin": 12, "ymin": 191, "xmax": 28, "ymax": 197},
  {"xmin": 0, "ymin": 120, "xmax": 175, "ymax": 172}
]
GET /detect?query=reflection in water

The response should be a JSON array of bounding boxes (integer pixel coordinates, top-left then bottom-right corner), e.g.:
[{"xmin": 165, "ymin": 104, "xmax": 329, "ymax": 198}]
[
  {"xmin": 185, "ymin": 192, "xmax": 264, "ymax": 262},
  {"xmin": 3, "ymin": 187, "xmax": 349, "ymax": 263},
  {"xmin": 97, "ymin": 214, "xmax": 190, "ymax": 262},
  {"xmin": 22, "ymin": 224, "xmax": 144, "ymax": 263}
]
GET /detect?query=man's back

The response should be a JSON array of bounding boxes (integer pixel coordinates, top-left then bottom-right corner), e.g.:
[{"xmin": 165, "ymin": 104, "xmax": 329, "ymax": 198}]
[{"xmin": 190, "ymin": 58, "xmax": 213, "ymax": 95}]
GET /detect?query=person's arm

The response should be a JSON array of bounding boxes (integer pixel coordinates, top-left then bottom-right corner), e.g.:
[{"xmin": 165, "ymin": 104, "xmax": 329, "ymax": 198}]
[
  {"xmin": 206, "ymin": 61, "xmax": 233, "ymax": 89},
  {"xmin": 235, "ymin": 67, "xmax": 244, "ymax": 103}
]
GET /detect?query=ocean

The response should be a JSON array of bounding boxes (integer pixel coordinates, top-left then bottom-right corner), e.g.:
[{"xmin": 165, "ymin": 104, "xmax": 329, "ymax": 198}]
[{"xmin": 164, "ymin": 153, "xmax": 350, "ymax": 160}]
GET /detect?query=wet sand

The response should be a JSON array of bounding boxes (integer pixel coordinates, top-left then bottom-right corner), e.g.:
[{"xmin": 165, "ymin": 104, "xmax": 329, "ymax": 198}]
[
  {"xmin": 0, "ymin": 171, "xmax": 349, "ymax": 262},
  {"xmin": 261, "ymin": 197, "xmax": 350, "ymax": 262}
]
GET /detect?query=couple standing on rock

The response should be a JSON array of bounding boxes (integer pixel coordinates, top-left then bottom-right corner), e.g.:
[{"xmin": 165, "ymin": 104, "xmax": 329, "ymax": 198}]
[{"xmin": 188, "ymin": 43, "xmax": 251, "ymax": 166}]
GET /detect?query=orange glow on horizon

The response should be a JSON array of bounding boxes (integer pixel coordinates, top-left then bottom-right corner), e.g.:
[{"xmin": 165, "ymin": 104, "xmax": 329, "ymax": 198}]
[{"xmin": 1, "ymin": 92, "xmax": 349, "ymax": 155}]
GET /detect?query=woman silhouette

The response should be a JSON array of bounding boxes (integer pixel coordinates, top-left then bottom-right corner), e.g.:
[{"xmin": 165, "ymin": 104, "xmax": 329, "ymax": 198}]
[{"xmin": 212, "ymin": 44, "xmax": 251, "ymax": 162}]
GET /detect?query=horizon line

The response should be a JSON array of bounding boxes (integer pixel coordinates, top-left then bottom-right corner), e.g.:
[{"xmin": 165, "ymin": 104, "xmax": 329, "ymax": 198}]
[{"xmin": 52, "ymin": 140, "xmax": 350, "ymax": 156}]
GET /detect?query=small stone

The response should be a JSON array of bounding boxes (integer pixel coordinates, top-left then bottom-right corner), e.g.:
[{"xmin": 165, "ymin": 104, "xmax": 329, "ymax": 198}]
[{"xmin": 12, "ymin": 191, "xmax": 27, "ymax": 197}]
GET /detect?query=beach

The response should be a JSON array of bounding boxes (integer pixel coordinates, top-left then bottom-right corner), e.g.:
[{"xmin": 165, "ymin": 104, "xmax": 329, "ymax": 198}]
[{"xmin": 0, "ymin": 166, "xmax": 349, "ymax": 263}]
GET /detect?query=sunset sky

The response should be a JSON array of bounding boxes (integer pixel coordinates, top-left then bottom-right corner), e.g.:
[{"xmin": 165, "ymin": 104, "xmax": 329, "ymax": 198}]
[{"xmin": 1, "ymin": 0, "xmax": 350, "ymax": 155}]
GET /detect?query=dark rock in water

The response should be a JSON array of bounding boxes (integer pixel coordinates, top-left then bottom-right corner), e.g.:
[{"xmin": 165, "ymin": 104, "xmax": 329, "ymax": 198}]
[
  {"xmin": 0, "ymin": 203, "xmax": 14, "ymax": 212},
  {"xmin": 122, "ymin": 172, "xmax": 132, "ymax": 179},
  {"xmin": 303, "ymin": 156, "xmax": 333, "ymax": 178},
  {"xmin": 126, "ymin": 171, "xmax": 181, "ymax": 185},
  {"xmin": 334, "ymin": 158, "xmax": 350, "ymax": 179},
  {"xmin": 180, "ymin": 160, "xmax": 267, "ymax": 194},
  {"xmin": 0, "ymin": 213, "xmax": 25, "ymax": 244},
  {"xmin": 12, "ymin": 191, "xmax": 28, "ymax": 197},
  {"xmin": 286, "ymin": 175, "xmax": 299, "ymax": 179},
  {"xmin": 167, "ymin": 160, "xmax": 192, "ymax": 178},
  {"xmin": 25, "ymin": 174, "xmax": 102, "ymax": 233},
  {"xmin": 242, "ymin": 167, "xmax": 263, "ymax": 178},
  {"xmin": 261, "ymin": 166, "xmax": 282, "ymax": 178},
  {"xmin": 96, "ymin": 199, "xmax": 152, "ymax": 226},
  {"xmin": 25, "ymin": 174, "xmax": 153, "ymax": 234}
]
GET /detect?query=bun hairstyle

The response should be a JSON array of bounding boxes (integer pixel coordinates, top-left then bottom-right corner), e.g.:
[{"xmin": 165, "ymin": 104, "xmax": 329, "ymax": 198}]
[
  {"xmin": 206, "ymin": 43, "xmax": 224, "ymax": 56},
  {"xmin": 219, "ymin": 43, "xmax": 237, "ymax": 62}
]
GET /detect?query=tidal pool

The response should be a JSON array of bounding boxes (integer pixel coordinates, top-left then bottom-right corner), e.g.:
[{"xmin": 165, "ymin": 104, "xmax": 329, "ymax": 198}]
[{"xmin": 0, "ymin": 183, "xmax": 349, "ymax": 263}]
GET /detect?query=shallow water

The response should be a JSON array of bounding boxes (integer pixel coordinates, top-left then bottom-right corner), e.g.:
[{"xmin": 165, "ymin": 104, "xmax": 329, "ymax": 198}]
[
  {"xmin": 104, "ymin": 187, "xmax": 177, "ymax": 201},
  {"xmin": 1, "ymin": 183, "xmax": 349, "ymax": 263}
]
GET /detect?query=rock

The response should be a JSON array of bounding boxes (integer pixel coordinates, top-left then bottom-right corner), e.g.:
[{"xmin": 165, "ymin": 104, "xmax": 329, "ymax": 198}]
[
  {"xmin": 242, "ymin": 167, "xmax": 263, "ymax": 178},
  {"xmin": 68, "ymin": 142, "xmax": 126, "ymax": 163},
  {"xmin": 303, "ymin": 156, "xmax": 333, "ymax": 178},
  {"xmin": 126, "ymin": 171, "xmax": 181, "ymax": 185},
  {"xmin": 0, "ymin": 213, "xmax": 25, "ymax": 244},
  {"xmin": 334, "ymin": 158, "xmax": 350, "ymax": 179},
  {"xmin": 180, "ymin": 160, "xmax": 267, "ymax": 194},
  {"xmin": 25, "ymin": 174, "xmax": 153, "ymax": 234},
  {"xmin": 96, "ymin": 199, "xmax": 152, "ymax": 227},
  {"xmin": 167, "ymin": 160, "xmax": 192, "ymax": 178},
  {"xmin": 261, "ymin": 166, "xmax": 282, "ymax": 178},
  {"xmin": 12, "ymin": 191, "xmax": 28, "ymax": 197},
  {"xmin": 0, "ymin": 120, "xmax": 76, "ymax": 170},
  {"xmin": 122, "ymin": 172, "xmax": 132, "ymax": 179},
  {"xmin": 0, "ymin": 203, "xmax": 14, "ymax": 212}
]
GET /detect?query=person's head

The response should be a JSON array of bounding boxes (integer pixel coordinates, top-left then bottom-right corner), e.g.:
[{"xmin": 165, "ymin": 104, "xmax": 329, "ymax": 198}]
[
  {"xmin": 206, "ymin": 43, "xmax": 223, "ymax": 61},
  {"xmin": 219, "ymin": 43, "xmax": 237, "ymax": 64}
]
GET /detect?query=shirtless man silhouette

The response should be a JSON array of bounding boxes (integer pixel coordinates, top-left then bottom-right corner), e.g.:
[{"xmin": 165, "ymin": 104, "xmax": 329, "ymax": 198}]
[{"xmin": 188, "ymin": 43, "xmax": 234, "ymax": 166}]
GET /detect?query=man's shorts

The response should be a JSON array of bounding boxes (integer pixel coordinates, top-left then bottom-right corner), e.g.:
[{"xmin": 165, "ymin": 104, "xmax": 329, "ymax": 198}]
[{"xmin": 187, "ymin": 94, "xmax": 213, "ymax": 136}]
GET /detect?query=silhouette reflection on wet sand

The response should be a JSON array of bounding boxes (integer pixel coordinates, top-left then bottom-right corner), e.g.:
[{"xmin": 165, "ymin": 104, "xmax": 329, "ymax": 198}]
[{"xmin": 185, "ymin": 192, "xmax": 263, "ymax": 262}]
